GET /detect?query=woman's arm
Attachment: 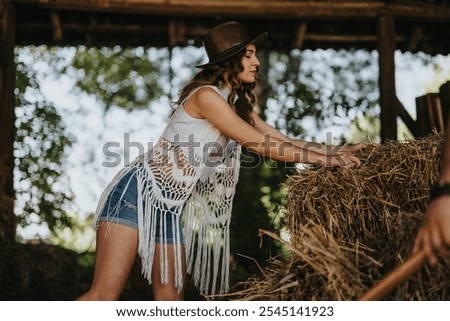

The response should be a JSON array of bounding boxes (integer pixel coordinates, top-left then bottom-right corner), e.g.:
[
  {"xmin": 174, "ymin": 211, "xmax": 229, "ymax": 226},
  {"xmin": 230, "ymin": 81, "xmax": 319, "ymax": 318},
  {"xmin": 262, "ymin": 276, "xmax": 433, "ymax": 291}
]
[
  {"xmin": 185, "ymin": 88, "xmax": 360, "ymax": 167},
  {"xmin": 251, "ymin": 110, "xmax": 365, "ymax": 156},
  {"xmin": 413, "ymin": 120, "xmax": 450, "ymax": 264}
]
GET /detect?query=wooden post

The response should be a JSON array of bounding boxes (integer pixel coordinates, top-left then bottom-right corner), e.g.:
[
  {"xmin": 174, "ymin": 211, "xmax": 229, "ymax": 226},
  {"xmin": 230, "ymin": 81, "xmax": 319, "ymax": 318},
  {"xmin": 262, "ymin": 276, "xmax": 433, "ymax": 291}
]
[
  {"xmin": 439, "ymin": 81, "xmax": 450, "ymax": 130},
  {"xmin": 415, "ymin": 93, "xmax": 442, "ymax": 137},
  {"xmin": 0, "ymin": 0, "xmax": 16, "ymax": 241},
  {"xmin": 377, "ymin": 15, "xmax": 398, "ymax": 141}
]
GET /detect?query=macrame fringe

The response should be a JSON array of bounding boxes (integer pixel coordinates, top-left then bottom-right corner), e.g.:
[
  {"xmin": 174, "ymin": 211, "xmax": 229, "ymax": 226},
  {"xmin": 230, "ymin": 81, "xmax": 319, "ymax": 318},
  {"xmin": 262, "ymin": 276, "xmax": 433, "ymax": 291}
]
[
  {"xmin": 92, "ymin": 85, "xmax": 241, "ymax": 296},
  {"xmin": 184, "ymin": 199, "xmax": 231, "ymax": 294}
]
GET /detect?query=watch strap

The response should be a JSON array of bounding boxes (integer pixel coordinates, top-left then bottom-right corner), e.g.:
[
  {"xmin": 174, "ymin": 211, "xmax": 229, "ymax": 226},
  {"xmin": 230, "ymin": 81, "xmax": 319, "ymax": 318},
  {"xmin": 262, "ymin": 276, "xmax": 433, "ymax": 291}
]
[{"xmin": 430, "ymin": 181, "xmax": 450, "ymax": 201}]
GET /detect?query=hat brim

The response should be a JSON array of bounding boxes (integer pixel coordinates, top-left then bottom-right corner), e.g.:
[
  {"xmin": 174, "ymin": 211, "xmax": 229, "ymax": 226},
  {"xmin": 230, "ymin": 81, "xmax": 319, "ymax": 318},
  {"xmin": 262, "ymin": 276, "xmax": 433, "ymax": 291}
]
[{"xmin": 196, "ymin": 32, "xmax": 268, "ymax": 68}]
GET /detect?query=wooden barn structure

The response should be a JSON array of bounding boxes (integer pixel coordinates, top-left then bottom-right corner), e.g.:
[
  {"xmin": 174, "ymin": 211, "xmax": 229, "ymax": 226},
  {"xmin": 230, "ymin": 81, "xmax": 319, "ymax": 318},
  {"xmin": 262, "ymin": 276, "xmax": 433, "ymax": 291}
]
[{"xmin": 1, "ymin": 0, "xmax": 450, "ymax": 239}]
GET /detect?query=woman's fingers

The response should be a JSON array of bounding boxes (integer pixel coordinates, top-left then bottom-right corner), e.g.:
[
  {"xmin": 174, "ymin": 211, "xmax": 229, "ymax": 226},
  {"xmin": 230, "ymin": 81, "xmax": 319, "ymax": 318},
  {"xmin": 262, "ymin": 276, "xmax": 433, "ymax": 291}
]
[
  {"xmin": 352, "ymin": 142, "xmax": 367, "ymax": 152},
  {"xmin": 339, "ymin": 154, "xmax": 361, "ymax": 168},
  {"xmin": 340, "ymin": 142, "xmax": 367, "ymax": 154}
]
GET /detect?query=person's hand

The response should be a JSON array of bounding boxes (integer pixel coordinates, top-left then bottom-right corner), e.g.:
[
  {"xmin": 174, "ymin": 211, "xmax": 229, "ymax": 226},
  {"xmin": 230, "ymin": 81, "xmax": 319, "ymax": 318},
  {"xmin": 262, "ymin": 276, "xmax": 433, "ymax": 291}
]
[
  {"xmin": 340, "ymin": 142, "xmax": 367, "ymax": 155},
  {"xmin": 413, "ymin": 196, "xmax": 450, "ymax": 265},
  {"xmin": 322, "ymin": 153, "xmax": 361, "ymax": 168}
]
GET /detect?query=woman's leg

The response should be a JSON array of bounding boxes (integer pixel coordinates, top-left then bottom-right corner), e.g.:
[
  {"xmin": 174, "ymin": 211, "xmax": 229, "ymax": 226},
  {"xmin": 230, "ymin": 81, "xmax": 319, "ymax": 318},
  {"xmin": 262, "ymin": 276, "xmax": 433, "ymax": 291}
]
[
  {"xmin": 77, "ymin": 222, "xmax": 138, "ymax": 300},
  {"xmin": 151, "ymin": 244, "xmax": 186, "ymax": 300}
]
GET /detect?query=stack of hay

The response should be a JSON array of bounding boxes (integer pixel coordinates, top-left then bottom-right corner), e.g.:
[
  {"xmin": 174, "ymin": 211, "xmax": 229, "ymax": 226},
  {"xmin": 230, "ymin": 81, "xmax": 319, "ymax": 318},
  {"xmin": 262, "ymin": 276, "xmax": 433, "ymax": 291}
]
[{"xmin": 232, "ymin": 132, "xmax": 450, "ymax": 300}]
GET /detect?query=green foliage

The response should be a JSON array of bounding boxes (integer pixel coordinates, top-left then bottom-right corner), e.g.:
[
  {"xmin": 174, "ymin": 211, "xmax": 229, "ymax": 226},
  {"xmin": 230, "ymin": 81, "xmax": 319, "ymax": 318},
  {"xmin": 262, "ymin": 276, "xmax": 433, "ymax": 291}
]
[
  {"xmin": 70, "ymin": 46, "xmax": 164, "ymax": 112},
  {"xmin": 231, "ymin": 151, "xmax": 291, "ymax": 282},
  {"xmin": 269, "ymin": 49, "xmax": 380, "ymax": 143},
  {"xmin": 14, "ymin": 47, "xmax": 75, "ymax": 236},
  {"xmin": 13, "ymin": 45, "xmax": 166, "ymax": 239},
  {"xmin": 268, "ymin": 51, "xmax": 322, "ymax": 137}
]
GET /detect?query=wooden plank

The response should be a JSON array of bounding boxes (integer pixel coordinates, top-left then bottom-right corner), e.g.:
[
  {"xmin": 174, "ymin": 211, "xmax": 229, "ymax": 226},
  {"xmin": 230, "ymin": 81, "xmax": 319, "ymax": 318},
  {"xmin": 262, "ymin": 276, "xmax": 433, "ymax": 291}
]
[
  {"xmin": 0, "ymin": 0, "xmax": 16, "ymax": 235},
  {"xmin": 168, "ymin": 19, "xmax": 185, "ymax": 48},
  {"xmin": 427, "ymin": 94, "xmax": 444, "ymax": 133},
  {"xmin": 10, "ymin": 0, "xmax": 387, "ymax": 19},
  {"xmin": 305, "ymin": 34, "xmax": 377, "ymax": 43},
  {"xmin": 415, "ymin": 94, "xmax": 430, "ymax": 137},
  {"xmin": 415, "ymin": 93, "xmax": 443, "ymax": 137},
  {"xmin": 12, "ymin": 0, "xmax": 450, "ymax": 21},
  {"xmin": 292, "ymin": 22, "xmax": 307, "ymax": 49},
  {"xmin": 439, "ymin": 81, "xmax": 450, "ymax": 130},
  {"xmin": 50, "ymin": 10, "xmax": 62, "ymax": 41},
  {"xmin": 385, "ymin": 3, "xmax": 450, "ymax": 20},
  {"xmin": 406, "ymin": 25, "xmax": 423, "ymax": 52},
  {"xmin": 377, "ymin": 15, "xmax": 398, "ymax": 141},
  {"xmin": 434, "ymin": 97, "xmax": 444, "ymax": 132},
  {"xmin": 395, "ymin": 97, "xmax": 416, "ymax": 136}
]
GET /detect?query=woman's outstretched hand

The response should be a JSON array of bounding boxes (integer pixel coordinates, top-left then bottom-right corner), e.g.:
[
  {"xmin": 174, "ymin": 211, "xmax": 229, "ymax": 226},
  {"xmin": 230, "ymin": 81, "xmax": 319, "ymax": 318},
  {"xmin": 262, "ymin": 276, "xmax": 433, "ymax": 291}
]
[
  {"xmin": 322, "ymin": 142, "xmax": 366, "ymax": 168},
  {"xmin": 339, "ymin": 142, "xmax": 367, "ymax": 155},
  {"xmin": 325, "ymin": 153, "xmax": 362, "ymax": 168}
]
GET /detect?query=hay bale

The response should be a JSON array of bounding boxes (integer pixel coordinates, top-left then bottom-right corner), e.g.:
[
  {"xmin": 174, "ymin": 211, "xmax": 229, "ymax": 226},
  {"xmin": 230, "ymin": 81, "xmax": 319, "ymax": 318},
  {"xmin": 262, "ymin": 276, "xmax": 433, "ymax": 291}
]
[
  {"xmin": 0, "ymin": 242, "xmax": 83, "ymax": 300},
  {"xmin": 232, "ymin": 132, "xmax": 450, "ymax": 300}
]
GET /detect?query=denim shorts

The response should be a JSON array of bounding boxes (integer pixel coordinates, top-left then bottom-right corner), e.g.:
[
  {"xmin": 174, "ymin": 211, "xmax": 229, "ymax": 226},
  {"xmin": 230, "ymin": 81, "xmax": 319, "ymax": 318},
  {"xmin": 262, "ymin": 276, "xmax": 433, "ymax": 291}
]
[{"xmin": 97, "ymin": 167, "xmax": 183, "ymax": 244}]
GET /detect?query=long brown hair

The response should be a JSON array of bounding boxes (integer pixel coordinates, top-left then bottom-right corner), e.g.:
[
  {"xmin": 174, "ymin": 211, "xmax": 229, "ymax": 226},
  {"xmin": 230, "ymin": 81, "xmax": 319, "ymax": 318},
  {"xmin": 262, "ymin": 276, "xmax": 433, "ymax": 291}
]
[{"xmin": 175, "ymin": 50, "xmax": 256, "ymax": 125}]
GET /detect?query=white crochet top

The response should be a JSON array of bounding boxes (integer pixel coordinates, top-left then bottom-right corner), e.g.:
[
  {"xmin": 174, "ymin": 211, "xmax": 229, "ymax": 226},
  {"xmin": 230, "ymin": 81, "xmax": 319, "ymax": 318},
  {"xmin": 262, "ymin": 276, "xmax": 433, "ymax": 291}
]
[{"xmin": 94, "ymin": 85, "xmax": 241, "ymax": 295}]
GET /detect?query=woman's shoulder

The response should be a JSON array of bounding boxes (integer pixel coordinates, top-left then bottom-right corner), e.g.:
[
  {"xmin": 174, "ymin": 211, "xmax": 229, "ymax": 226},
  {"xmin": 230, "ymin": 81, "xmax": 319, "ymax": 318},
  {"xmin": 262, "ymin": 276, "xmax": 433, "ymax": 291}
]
[
  {"xmin": 187, "ymin": 85, "xmax": 224, "ymax": 104},
  {"xmin": 180, "ymin": 85, "xmax": 220, "ymax": 106},
  {"xmin": 193, "ymin": 85, "xmax": 221, "ymax": 96}
]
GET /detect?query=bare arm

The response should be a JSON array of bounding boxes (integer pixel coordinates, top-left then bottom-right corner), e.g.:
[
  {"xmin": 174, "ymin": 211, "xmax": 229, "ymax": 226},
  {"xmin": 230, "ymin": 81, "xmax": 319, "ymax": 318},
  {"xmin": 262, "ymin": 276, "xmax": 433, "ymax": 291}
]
[
  {"xmin": 251, "ymin": 110, "xmax": 365, "ymax": 156},
  {"xmin": 413, "ymin": 121, "xmax": 450, "ymax": 264},
  {"xmin": 186, "ymin": 88, "xmax": 360, "ymax": 167}
]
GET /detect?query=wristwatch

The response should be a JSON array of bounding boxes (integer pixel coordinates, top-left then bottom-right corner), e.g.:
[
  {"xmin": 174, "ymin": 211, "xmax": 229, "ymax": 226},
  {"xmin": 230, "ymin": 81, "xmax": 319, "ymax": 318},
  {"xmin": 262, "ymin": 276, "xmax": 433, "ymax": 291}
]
[{"xmin": 430, "ymin": 180, "xmax": 450, "ymax": 201}]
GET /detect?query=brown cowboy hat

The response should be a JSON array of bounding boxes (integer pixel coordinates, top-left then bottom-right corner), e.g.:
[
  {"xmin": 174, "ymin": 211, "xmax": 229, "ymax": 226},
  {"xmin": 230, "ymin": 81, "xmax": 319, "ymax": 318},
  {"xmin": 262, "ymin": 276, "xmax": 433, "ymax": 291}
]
[{"xmin": 196, "ymin": 21, "xmax": 268, "ymax": 68}]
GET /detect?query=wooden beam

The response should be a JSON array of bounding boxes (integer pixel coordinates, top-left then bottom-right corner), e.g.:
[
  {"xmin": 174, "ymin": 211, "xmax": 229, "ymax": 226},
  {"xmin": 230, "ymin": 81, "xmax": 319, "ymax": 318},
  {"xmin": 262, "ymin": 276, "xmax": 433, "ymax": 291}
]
[
  {"xmin": 11, "ymin": 0, "xmax": 387, "ymax": 19},
  {"xmin": 439, "ymin": 81, "xmax": 450, "ymax": 130},
  {"xmin": 50, "ymin": 10, "xmax": 62, "ymax": 41},
  {"xmin": 0, "ymin": 0, "xmax": 17, "ymax": 240},
  {"xmin": 395, "ymin": 97, "xmax": 416, "ymax": 136},
  {"xmin": 407, "ymin": 25, "xmax": 423, "ymax": 52},
  {"xmin": 305, "ymin": 34, "xmax": 379, "ymax": 43},
  {"xmin": 377, "ymin": 15, "xmax": 398, "ymax": 141},
  {"xmin": 415, "ymin": 93, "xmax": 442, "ymax": 137},
  {"xmin": 168, "ymin": 19, "xmax": 185, "ymax": 48},
  {"xmin": 292, "ymin": 22, "xmax": 307, "ymax": 49},
  {"xmin": 13, "ymin": 0, "xmax": 450, "ymax": 21},
  {"xmin": 18, "ymin": 22, "xmax": 165, "ymax": 33},
  {"xmin": 385, "ymin": 3, "xmax": 450, "ymax": 20}
]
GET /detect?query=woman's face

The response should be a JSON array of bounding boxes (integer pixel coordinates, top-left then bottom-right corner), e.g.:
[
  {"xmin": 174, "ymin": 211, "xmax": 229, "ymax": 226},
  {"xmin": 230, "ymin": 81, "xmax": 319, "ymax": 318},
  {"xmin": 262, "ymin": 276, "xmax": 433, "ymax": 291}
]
[{"xmin": 236, "ymin": 44, "xmax": 260, "ymax": 83}]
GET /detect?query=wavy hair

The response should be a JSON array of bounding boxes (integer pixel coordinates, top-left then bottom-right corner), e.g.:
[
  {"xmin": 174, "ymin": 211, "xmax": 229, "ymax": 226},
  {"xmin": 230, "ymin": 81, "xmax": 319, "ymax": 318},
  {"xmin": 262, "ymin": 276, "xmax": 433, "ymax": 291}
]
[{"xmin": 175, "ymin": 49, "xmax": 257, "ymax": 125}]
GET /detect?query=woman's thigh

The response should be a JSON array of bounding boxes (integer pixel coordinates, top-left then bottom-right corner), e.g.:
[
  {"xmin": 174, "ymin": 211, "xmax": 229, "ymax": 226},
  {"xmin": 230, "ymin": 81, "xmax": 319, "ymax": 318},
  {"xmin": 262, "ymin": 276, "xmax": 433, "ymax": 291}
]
[{"xmin": 90, "ymin": 222, "xmax": 139, "ymax": 299}]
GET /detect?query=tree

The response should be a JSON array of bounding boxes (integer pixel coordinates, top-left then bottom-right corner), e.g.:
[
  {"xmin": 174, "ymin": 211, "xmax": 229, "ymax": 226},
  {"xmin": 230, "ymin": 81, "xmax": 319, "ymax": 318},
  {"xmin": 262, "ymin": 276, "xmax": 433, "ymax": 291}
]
[
  {"xmin": 14, "ymin": 46, "xmax": 75, "ymax": 238},
  {"xmin": 70, "ymin": 46, "xmax": 165, "ymax": 112}
]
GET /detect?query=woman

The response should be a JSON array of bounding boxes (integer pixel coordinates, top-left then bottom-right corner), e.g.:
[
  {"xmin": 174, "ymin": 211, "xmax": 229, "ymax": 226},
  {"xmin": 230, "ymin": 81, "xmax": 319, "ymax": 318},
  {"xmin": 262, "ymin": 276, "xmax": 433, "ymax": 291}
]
[{"xmin": 77, "ymin": 21, "xmax": 364, "ymax": 301}]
